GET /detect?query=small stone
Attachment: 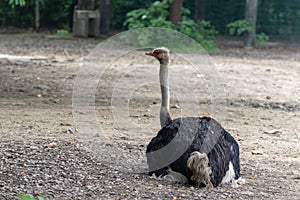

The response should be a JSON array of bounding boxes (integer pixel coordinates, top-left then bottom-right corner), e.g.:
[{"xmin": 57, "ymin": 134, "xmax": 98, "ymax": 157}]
[
  {"xmin": 37, "ymin": 84, "xmax": 49, "ymax": 90},
  {"xmin": 67, "ymin": 141, "xmax": 74, "ymax": 145},
  {"xmin": 171, "ymin": 104, "xmax": 180, "ymax": 109},
  {"xmin": 60, "ymin": 122, "xmax": 72, "ymax": 126},
  {"xmin": 264, "ymin": 130, "xmax": 281, "ymax": 135},
  {"xmin": 251, "ymin": 150, "xmax": 263, "ymax": 155},
  {"xmin": 48, "ymin": 142, "xmax": 57, "ymax": 148},
  {"xmin": 294, "ymin": 176, "xmax": 300, "ymax": 179}
]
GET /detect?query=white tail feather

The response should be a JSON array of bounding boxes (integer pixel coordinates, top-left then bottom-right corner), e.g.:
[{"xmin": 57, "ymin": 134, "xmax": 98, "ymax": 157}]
[{"xmin": 221, "ymin": 161, "xmax": 246, "ymax": 188}]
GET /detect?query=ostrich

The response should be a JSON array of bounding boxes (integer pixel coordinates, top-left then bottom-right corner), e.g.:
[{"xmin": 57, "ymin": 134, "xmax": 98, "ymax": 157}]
[{"xmin": 145, "ymin": 47, "xmax": 241, "ymax": 187}]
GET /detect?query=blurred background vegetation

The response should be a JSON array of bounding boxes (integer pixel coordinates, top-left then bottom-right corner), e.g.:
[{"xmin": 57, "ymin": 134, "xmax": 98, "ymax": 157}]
[{"xmin": 1, "ymin": 0, "xmax": 300, "ymax": 49}]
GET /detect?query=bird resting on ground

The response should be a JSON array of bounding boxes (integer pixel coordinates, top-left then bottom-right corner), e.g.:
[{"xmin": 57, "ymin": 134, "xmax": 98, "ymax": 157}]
[{"xmin": 145, "ymin": 47, "xmax": 242, "ymax": 187}]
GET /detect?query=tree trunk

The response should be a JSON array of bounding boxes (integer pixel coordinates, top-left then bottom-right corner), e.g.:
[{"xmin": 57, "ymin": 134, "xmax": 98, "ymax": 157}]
[
  {"xmin": 194, "ymin": 0, "xmax": 205, "ymax": 21},
  {"xmin": 100, "ymin": 0, "xmax": 110, "ymax": 35},
  {"xmin": 77, "ymin": 0, "xmax": 83, "ymax": 9},
  {"xmin": 2, "ymin": 0, "xmax": 6, "ymax": 25},
  {"xmin": 169, "ymin": 0, "xmax": 183, "ymax": 25},
  {"xmin": 87, "ymin": 0, "xmax": 95, "ymax": 10},
  {"xmin": 35, "ymin": 0, "xmax": 40, "ymax": 31},
  {"xmin": 245, "ymin": 0, "xmax": 257, "ymax": 47}
]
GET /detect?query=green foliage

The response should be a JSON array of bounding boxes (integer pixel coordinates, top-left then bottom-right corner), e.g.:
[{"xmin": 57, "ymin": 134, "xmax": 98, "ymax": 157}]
[
  {"xmin": 18, "ymin": 194, "xmax": 44, "ymax": 200},
  {"xmin": 123, "ymin": 0, "xmax": 218, "ymax": 51},
  {"xmin": 2, "ymin": 0, "xmax": 300, "ymax": 39},
  {"xmin": 227, "ymin": 19, "xmax": 253, "ymax": 36},
  {"xmin": 111, "ymin": 0, "xmax": 153, "ymax": 30},
  {"xmin": 56, "ymin": 29, "xmax": 69, "ymax": 37},
  {"xmin": 227, "ymin": 19, "xmax": 269, "ymax": 44},
  {"xmin": 19, "ymin": 194, "xmax": 34, "ymax": 200},
  {"xmin": 1, "ymin": 0, "xmax": 73, "ymax": 28},
  {"xmin": 9, "ymin": 0, "xmax": 26, "ymax": 8},
  {"xmin": 178, "ymin": 19, "xmax": 218, "ymax": 51},
  {"xmin": 257, "ymin": 0, "xmax": 300, "ymax": 37},
  {"xmin": 254, "ymin": 32, "xmax": 269, "ymax": 44},
  {"xmin": 123, "ymin": 0, "xmax": 174, "ymax": 29},
  {"xmin": 201, "ymin": 0, "xmax": 246, "ymax": 35},
  {"xmin": 40, "ymin": 0, "xmax": 73, "ymax": 28}
]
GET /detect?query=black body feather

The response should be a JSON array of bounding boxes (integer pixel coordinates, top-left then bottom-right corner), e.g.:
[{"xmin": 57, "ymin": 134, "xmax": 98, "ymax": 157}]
[{"xmin": 146, "ymin": 117, "xmax": 240, "ymax": 187}]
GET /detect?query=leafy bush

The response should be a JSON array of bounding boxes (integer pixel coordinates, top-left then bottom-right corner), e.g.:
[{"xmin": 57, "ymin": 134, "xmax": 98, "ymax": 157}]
[
  {"xmin": 57, "ymin": 29, "xmax": 69, "ymax": 37},
  {"xmin": 1, "ymin": 0, "xmax": 73, "ymax": 28},
  {"xmin": 40, "ymin": 0, "xmax": 74, "ymax": 28},
  {"xmin": 178, "ymin": 18, "xmax": 218, "ymax": 51},
  {"xmin": 123, "ymin": 0, "xmax": 218, "ymax": 51},
  {"xmin": 9, "ymin": 0, "xmax": 26, "ymax": 8},
  {"xmin": 254, "ymin": 32, "xmax": 269, "ymax": 43},
  {"xmin": 227, "ymin": 19, "xmax": 253, "ymax": 36},
  {"xmin": 227, "ymin": 19, "xmax": 269, "ymax": 44},
  {"xmin": 111, "ymin": 0, "xmax": 153, "ymax": 30},
  {"xmin": 123, "ymin": 0, "xmax": 174, "ymax": 29},
  {"xmin": 19, "ymin": 194, "xmax": 44, "ymax": 200}
]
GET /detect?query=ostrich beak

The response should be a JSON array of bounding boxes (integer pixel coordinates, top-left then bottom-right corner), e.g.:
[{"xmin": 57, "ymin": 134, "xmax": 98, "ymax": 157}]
[{"xmin": 145, "ymin": 51, "xmax": 155, "ymax": 57}]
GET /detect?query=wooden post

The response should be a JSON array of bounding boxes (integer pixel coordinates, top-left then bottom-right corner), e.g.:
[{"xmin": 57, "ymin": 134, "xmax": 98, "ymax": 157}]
[
  {"xmin": 88, "ymin": 0, "xmax": 95, "ymax": 10},
  {"xmin": 245, "ymin": 0, "xmax": 257, "ymax": 47},
  {"xmin": 77, "ymin": 0, "xmax": 83, "ymax": 9},
  {"xmin": 35, "ymin": 0, "xmax": 40, "ymax": 31},
  {"xmin": 169, "ymin": 0, "xmax": 183, "ymax": 25},
  {"xmin": 100, "ymin": 0, "xmax": 110, "ymax": 36}
]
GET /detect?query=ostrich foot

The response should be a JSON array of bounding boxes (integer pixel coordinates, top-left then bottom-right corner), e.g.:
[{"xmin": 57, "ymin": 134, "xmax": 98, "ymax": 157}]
[
  {"xmin": 231, "ymin": 177, "xmax": 246, "ymax": 188},
  {"xmin": 149, "ymin": 168, "xmax": 188, "ymax": 184},
  {"xmin": 163, "ymin": 168, "xmax": 188, "ymax": 184}
]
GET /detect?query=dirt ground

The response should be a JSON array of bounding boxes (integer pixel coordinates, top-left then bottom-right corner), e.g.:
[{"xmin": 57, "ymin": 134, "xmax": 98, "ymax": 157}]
[{"xmin": 0, "ymin": 34, "xmax": 299, "ymax": 200}]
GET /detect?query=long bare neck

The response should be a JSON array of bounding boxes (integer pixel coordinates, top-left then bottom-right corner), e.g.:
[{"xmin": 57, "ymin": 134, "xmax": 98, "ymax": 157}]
[{"xmin": 159, "ymin": 62, "xmax": 171, "ymax": 127}]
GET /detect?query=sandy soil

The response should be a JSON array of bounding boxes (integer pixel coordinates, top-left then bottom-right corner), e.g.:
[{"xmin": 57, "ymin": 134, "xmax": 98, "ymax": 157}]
[{"xmin": 0, "ymin": 34, "xmax": 299, "ymax": 199}]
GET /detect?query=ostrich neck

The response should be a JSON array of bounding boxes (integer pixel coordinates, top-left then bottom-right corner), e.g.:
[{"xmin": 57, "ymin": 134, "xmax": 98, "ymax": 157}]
[{"xmin": 159, "ymin": 62, "xmax": 171, "ymax": 127}]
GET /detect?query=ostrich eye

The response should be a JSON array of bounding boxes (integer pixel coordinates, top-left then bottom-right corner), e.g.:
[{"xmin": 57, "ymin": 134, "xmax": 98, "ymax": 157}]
[{"xmin": 154, "ymin": 50, "xmax": 160, "ymax": 54}]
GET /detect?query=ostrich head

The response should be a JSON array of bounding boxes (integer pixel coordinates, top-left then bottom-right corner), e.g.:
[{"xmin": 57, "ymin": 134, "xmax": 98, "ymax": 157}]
[{"xmin": 145, "ymin": 47, "xmax": 170, "ymax": 65}]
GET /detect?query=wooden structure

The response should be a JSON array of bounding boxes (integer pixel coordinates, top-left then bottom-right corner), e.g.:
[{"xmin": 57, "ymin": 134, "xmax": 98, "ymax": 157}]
[{"xmin": 73, "ymin": 10, "xmax": 100, "ymax": 37}]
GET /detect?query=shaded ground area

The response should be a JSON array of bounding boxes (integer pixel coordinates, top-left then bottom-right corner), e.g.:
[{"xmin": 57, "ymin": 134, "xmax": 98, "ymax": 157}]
[{"xmin": 0, "ymin": 34, "xmax": 299, "ymax": 199}]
